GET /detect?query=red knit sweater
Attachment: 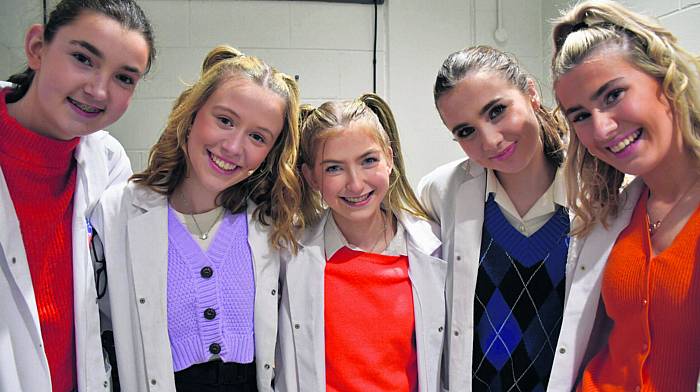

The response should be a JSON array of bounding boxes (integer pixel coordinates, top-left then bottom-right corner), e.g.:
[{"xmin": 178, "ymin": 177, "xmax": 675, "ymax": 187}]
[
  {"xmin": 324, "ymin": 246, "xmax": 418, "ymax": 392},
  {"xmin": 0, "ymin": 89, "xmax": 79, "ymax": 391},
  {"xmin": 579, "ymin": 190, "xmax": 700, "ymax": 391}
]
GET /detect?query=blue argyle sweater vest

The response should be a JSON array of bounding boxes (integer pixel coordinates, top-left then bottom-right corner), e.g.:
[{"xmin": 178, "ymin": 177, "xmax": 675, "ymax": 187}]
[{"xmin": 472, "ymin": 195, "xmax": 569, "ymax": 392}]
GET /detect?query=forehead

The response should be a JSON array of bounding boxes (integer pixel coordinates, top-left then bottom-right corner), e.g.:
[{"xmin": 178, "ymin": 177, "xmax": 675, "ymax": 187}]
[
  {"xmin": 317, "ymin": 121, "xmax": 387, "ymax": 158},
  {"xmin": 207, "ymin": 77, "xmax": 286, "ymax": 130},
  {"xmin": 437, "ymin": 72, "xmax": 521, "ymax": 122},
  {"xmin": 53, "ymin": 11, "xmax": 150, "ymax": 73},
  {"xmin": 555, "ymin": 52, "xmax": 638, "ymax": 106}
]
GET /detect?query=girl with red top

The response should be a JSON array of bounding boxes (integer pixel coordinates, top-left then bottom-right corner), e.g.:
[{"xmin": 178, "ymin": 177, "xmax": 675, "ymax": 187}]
[
  {"xmin": 552, "ymin": 1, "xmax": 700, "ymax": 390},
  {"xmin": 275, "ymin": 94, "xmax": 447, "ymax": 392},
  {"xmin": 0, "ymin": 1, "xmax": 155, "ymax": 391}
]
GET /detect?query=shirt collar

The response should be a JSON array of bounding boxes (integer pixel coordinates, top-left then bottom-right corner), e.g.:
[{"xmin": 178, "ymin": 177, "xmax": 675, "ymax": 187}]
[
  {"xmin": 484, "ymin": 167, "xmax": 567, "ymax": 219},
  {"xmin": 323, "ymin": 212, "xmax": 408, "ymax": 258}
]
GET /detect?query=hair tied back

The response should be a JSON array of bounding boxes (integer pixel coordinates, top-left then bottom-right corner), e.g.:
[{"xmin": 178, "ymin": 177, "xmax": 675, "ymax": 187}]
[{"xmin": 201, "ymin": 45, "xmax": 244, "ymax": 74}]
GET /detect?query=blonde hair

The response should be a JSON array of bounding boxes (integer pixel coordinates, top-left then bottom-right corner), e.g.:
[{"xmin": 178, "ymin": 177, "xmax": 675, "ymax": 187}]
[
  {"xmin": 434, "ymin": 45, "xmax": 567, "ymax": 168},
  {"xmin": 551, "ymin": 0, "xmax": 700, "ymax": 235},
  {"xmin": 298, "ymin": 93, "xmax": 430, "ymax": 226},
  {"xmin": 131, "ymin": 45, "xmax": 302, "ymax": 251}
]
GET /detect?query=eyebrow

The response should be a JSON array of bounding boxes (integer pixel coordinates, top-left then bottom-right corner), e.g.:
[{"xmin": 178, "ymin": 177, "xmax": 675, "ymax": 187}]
[
  {"xmin": 319, "ymin": 149, "xmax": 380, "ymax": 165},
  {"xmin": 450, "ymin": 98, "xmax": 501, "ymax": 134},
  {"xmin": 563, "ymin": 77, "xmax": 624, "ymax": 116},
  {"xmin": 213, "ymin": 105, "xmax": 275, "ymax": 137},
  {"xmin": 69, "ymin": 39, "xmax": 143, "ymax": 74}
]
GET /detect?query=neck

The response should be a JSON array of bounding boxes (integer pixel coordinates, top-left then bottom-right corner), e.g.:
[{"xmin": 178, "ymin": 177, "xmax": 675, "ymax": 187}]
[
  {"xmin": 171, "ymin": 181, "xmax": 219, "ymax": 214},
  {"xmin": 6, "ymin": 86, "xmax": 67, "ymax": 141},
  {"xmin": 496, "ymin": 153, "xmax": 556, "ymax": 217},
  {"xmin": 332, "ymin": 208, "xmax": 396, "ymax": 252},
  {"xmin": 644, "ymin": 151, "xmax": 699, "ymax": 202}
]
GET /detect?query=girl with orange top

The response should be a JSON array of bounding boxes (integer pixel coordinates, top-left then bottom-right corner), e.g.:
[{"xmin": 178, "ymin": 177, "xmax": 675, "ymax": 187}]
[
  {"xmin": 275, "ymin": 94, "xmax": 447, "ymax": 392},
  {"xmin": 551, "ymin": 1, "xmax": 700, "ymax": 390}
]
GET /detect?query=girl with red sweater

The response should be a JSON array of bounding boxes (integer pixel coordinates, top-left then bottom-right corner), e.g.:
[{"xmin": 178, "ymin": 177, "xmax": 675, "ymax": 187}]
[
  {"xmin": 0, "ymin": 1, "xmax": 155, "ymax": 391},
  {"xmin": 552, "ymin": 1, "xmax": 700, "ymax": 390},
  {"xmin": 275, "ymin": 94, "xmax": 446, "ymax": 392}
]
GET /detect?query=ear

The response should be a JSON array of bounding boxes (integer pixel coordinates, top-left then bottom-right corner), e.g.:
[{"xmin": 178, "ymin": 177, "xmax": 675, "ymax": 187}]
[
  {"xmin": 25, "ymin": 24, "xmax": 46, "ymax": 71},
  {"xmin": 526, "ymin": 78, "xmax": 541, "ymax": 111},
  {"xmin": 301, "ymin": 163, "xmax": 320, "ymax": 191}
]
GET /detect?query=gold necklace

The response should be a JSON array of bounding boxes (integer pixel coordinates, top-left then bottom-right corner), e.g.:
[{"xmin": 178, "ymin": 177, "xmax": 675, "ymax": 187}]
[
  {"xmin": 647, "ymin": 175, "xmax": 700, "ymax": 236},
  {"xmin": 179, "ymin": 192, "xmax": 224, "ymax": 240}
]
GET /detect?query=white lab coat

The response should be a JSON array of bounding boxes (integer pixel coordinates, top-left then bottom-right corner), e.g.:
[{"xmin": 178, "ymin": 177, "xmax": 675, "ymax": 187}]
[
  {"xmin": 275, "ymin": 210, "xmax": 447, "ymax": 392},
  {"xmin": 91, "ymin": 181, "xmax": 280, "ymax": 392},
  {"xmin": 0, "ymin": 130, "xmax": 132, "ymax": 391},
  {"xmin": 418, "ymin": 159, "xmax": 645, "ymax": 392}
]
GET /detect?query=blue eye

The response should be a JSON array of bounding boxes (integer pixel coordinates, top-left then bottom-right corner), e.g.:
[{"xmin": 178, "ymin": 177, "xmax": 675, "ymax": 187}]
[
  {"xmin": 362, "ymin": 156, "xmax": 379, "ymax": 166},
  {"xmin": 324, "ymin": 165, "xmax": 341, "ymax": 174}
]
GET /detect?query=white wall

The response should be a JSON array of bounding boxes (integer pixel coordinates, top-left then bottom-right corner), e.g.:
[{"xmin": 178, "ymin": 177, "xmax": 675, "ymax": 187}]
[{"xmin": 1, "ymin": 0, "xmax": 553, "ymax": 185}]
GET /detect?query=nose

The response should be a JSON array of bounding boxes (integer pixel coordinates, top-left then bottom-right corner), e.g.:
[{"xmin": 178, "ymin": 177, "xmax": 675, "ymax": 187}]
[
  {"xmin": 83, "ymin": 72, "xmax": 109, "ymax": 102},
  {"xmin": 591, "ymin": 110, "xmax": 618, "ymax": 142},
  {"xmin": 481, "ymin": 127, "xmax": 504, "ymax": 152},
  {"xmin": 345, "ymin": 167, "xmax": 365, "ymax": 194},
  {"xmin": 221, "ymin": 130, "xmax": 245, "ymax": 157}
]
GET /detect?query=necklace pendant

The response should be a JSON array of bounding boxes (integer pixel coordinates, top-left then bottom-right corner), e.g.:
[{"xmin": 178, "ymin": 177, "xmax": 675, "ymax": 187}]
[{"xmin": 200, "ymin": 233, "xmax": 208, "ymax": 240}]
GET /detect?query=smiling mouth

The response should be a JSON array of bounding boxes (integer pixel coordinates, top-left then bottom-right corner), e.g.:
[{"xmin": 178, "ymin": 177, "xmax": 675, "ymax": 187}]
[
  {"xmin": 67, "ymin": 97, "xmax": 103, "ymax": 114},
  {"xmin": 341, "ymin": 191, "xmax": 374, "ymax": 204},
  {"xmin": 608, "ymin": 129, "xmax": 642, "ymax": 153},
  {"xmin": 208, "ymin": 151, "xmax": 239, "ymax": 172}
]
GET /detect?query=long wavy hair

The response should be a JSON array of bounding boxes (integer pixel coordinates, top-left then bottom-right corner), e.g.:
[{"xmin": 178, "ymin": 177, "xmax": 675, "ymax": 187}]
[
  {"xmin": 551, "ymin": 0, "xmax": 700, "ymax": 235},
  {"xmin": 434, "ymin": 45, "xmax": 567, "ymax": 169},
  {"xmin": 131, "ymin": 45, "xmax": 302, "ymax": 251},
  {"xmin": 298, "ymin": 93, "xmax": 430, "ymax": 226}
]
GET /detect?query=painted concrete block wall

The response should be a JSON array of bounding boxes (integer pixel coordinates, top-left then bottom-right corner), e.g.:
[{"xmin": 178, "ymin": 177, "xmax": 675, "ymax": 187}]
[{"xmin": 1, "ymin": 0, "xmax": 549, "ymax": 185}]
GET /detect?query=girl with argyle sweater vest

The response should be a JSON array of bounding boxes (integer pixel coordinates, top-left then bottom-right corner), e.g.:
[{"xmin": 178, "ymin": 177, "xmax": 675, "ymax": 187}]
[
  {"xmin": 552, "ymin": 1, "xmax": 700, "ymax": 390},
  {"xmin": 91, "ymin": 45, "xmax": 302, "ymax": 391},
  {"xmin": 275, "ymin": 94, "xmax": 446, "ymax": 392},
  {"xmin": 418, "ymin": 46, "xmax": 572, "ymax": 391},
  {"xmin": 0, "ymin": 1, "xmax": 155, "ymax": 391}
]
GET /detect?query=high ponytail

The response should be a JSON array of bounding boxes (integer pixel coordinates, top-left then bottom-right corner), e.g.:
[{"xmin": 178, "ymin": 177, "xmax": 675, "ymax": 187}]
[
  {"xmin": 299, "ymin": 93, "xmax": 431, "ymax": 225},
  {"xmin": 360, "ymin": 93, "xmax": 430, "ymax": 221}
]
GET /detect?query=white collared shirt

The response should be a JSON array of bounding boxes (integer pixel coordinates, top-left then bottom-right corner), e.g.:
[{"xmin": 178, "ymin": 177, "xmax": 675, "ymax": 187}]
[
  {"xmin": 485, "ymin": 168, "xmax": 567, "ymax": 236},
  {"xmin": 323, "ymin": 213, "xmax": 408, "ymax": 258}
]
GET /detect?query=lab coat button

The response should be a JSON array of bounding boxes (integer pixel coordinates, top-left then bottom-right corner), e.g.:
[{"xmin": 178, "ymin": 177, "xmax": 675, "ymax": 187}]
[
  {"xmin": 438, "ymin": 326, "xmax": 444, "ymax": 332},
  {"xmin": 294, "ymin": 323, "xmax": 300, "ymax": 329},
  {"xmin": 271, "ymin": 289, "xmax": 276, "ymax": 296},
  {"xmin": 559, "ymin": 347, "xmax": 566, "ymax": 354},
  {"xmin": 204, "ymin": 308, "xmax": 216, "ymax": 320},
  {"xmin": 200, "ymin": 266, "xmax": 213, "ymax": 278},
  {"xmin": 264, "ymin": 364, "xmax": 271, "ymax": 370},
  {"xmin": 209, "ymin": 343, "xmax": 221, "ymax": 354}
]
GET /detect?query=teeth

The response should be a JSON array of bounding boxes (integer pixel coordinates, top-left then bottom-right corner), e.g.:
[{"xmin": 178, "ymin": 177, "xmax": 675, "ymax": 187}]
[
  {"xmin": 210, "ymin": 153, "xmax": 237, "ymax": 171},
  {"xmin": 344, "ymin": 194, "xmax": 370, "ymax": 203},
  {"xmin": 69, "ymin": 98, "xmax": 101, "ymax": 113},
  {"xmin": 609, "ymin": 129, "xmax": 641, "ymax": 153}
]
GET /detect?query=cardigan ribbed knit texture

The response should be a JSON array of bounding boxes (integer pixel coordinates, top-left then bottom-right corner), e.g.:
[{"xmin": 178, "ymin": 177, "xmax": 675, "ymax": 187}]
[
  {"xmin": 0, "ymin": 88, "xmax": 79, "ymax": 392},
  {"xmin": 580, "ymin": 191, "xmax": 700, "ymax": 392},
  {"xmin": 472, "ymin": 195, "xmax": 569, "ymax": 392},
  {"xmin": 167, "ymin": 208, "xmax": 255, "ymax": 371}
]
